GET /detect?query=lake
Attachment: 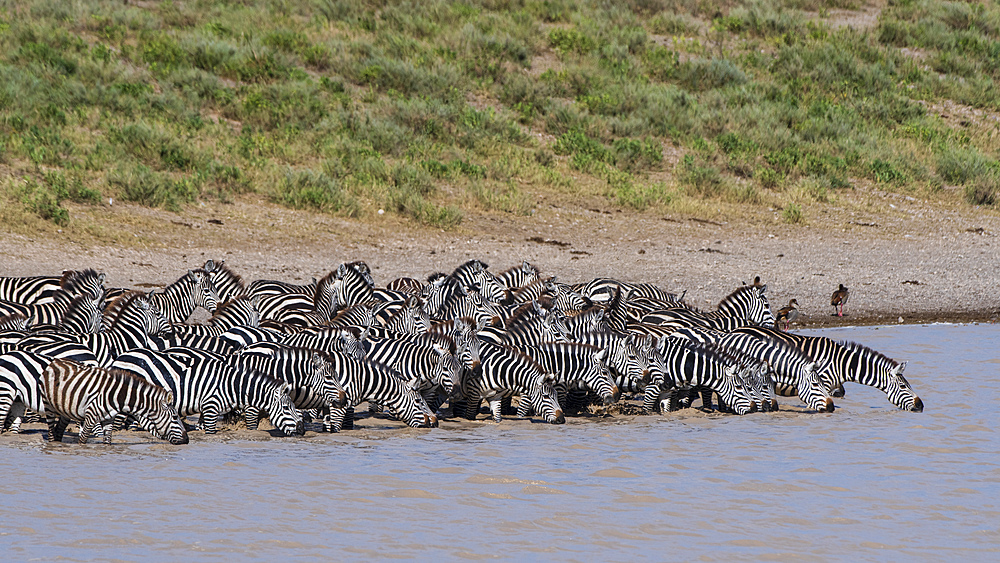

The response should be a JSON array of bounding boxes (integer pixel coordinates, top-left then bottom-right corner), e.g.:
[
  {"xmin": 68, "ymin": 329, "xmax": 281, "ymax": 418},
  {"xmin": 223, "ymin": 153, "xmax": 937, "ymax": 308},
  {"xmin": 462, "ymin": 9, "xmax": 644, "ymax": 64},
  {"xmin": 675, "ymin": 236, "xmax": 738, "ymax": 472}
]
[{"xmin": 1, "ymin": 323, "xmax": 998, "ymax": 561}]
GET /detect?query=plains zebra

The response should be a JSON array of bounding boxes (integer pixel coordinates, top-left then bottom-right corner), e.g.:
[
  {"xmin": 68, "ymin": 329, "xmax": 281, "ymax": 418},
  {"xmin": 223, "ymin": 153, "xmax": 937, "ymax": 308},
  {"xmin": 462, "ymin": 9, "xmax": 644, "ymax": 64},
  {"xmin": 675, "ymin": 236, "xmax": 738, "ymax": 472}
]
[
  {"xmin": 281, "ymin": 326, "xmax": 367, "ymax": 359},
  {"xmin": 20, "ymin": 293, "xmax": 164, "ymax": 367},
  {"xmin": 576, "ymin": 278, "xmax": 680, "ymax": 304},
  {"xmin": 496, "ymin": 260, "xmax": 542, "ymax": 291},
  {"xmin": 427, "ymin": 317, "xmax": 481, "ymax": 371},
  {"xmin": 382, "ymin": 296, "xmax": 431, "ymax": 335},
  {"xmin": 40, "ymin": 358, "xmax": 188, "ymax": 444},
  {"xmin": 454, "ymin": 341, "xmax": 564, "ymax": 424},
  {"xmin": 363, "ymin": 336, "xmax": 461, "ymax": 405},
  {"xmin": 641, "ymin": 284, "xmax": 775, "ymax": 331},
  {"xmin": 732, "ymin": 326, "xmax": 922, "ymax": 411},
  {"xmin": 713, "ymin": 331, "xmax": 834, "ymax": 412},
  {"xmin": 202, "ymin": 259, "xmax": 247, "ymax": 302},
  {"xmin": 646, "ymin": 337, "xmax": 755, "ymax": 415},
  {"xmin": 330, "ymin": 261, "xmax": 375, "ymax": 308},
  {"xmin": 254, "ymin": 271, "xmax": 341, "ymax": 327},
  {"xmin": 436, "ymin": 284, "xmax": 506, "ymax": 328},
  {"xmin": 0, "ymin": 289, "xmax": 103, "ymax": 330},
  {"xmin": 0, "ymin": 351, "xmax": 51, "ymax": 433},
  {"xmin": 544, "ymin": 278, "xmax": 592, "ymax": 313},
  {"xmin": 113, "ymin": 347, "xmax": 303, "ymax": 435},
  {"xmin": 323, "ymin": 351, "xmax": 437, "ymax": 432},
  {"xmin": 0, "ymin": 275, "xmax": 62, "ymax": 306},
  {"xmin": 448, "ymin": 259, "xmax": 511, "ymax": 305},
  {"xmin": 162, "ymin": 295, "xmax": 261, "ymax": 346},
  {"xmin": 247, "ymin": 276, "xmax": 317, "ymax": 298},
  {"xmin": 478, "ymin": 300, "xmax": 570, "ymax": 347},
  {"xmin": 227, "ymin": 342, "xmax": 347, "ymax": 428},
  {"xmin": 148, "ymin": 269, "xmax": 220, "ymax": 324},
  {"xmin": 519, "ymin": 342, "xmax": 619, "ymax": 414}
]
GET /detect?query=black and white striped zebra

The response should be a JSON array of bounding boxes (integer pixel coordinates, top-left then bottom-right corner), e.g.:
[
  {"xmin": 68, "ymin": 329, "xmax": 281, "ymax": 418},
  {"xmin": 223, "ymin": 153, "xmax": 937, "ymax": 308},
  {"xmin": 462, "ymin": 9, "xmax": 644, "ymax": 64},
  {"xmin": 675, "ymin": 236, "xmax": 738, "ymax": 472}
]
[
  {"xmin": 646, "ymin": 337, "xmax": 756, "ymax": 415},
  {"xmin": 202, "ymin": 260, "xmax": 247, "ymax": 302},
  {"xmin": 382, "ymin": 296, "xmax": 431, "ymax": 335},
  {"xmin": 112, "ymin": 347, "xmax": 304, "ymax": 435},
  {"xmin": 0, "ymin": 274, "xmax": 63, "ymax": 306},
  {"xmin": 435, "ymin": 284, "xmax": 506, "ymax": 328},
  {"xmin": 363, "ymin": 335, "xmax": 461, "ymax": 408},
  {"xmin": 479, "ymin": 300, "xmax": 571, "ymax": 348},
  {"xmin": 323, "ymin": 350, "xmax": 437, "ymax": 432},
  {"xmin": 40, "ymin": 358, "xmax": 188, "ymax": 444},
  {"xmin": 641, "ymin": 284, "xmax": 775, "ymax": 331},
  {"xmin": 281, "ymin": 326, "xmax": 367, "ymax": 359},
  {"xmin": 454, "ymin": 341, "xmax": 564, "ymax": 424},
  {"xmin": 226, "ymin": 342, "xmax": 347, "ymax": 428},
  {"xmin": 496, "ymin": 260, "xmax": 542, "ymax": 291},
  {"xmin": 161, "ymin": 295, "xmax": 262, "ymax": 349},
  {"xmin": 448, "ymin": 259, "xmax": 511, "ymax": 305},
  {"xmin": 575, "ymin": 277, "xmax": 681, "ymax": 305},
  {"xmin": 732, "ymin": 326, "xmax": 922, "ymax": 411},
  {"xmin": 0, "ymin": 289, "xmax": 103, "ymax": 330},
  {"xmin": 149, "ymin": 269, "xmax": 220, "ymax": 324},
  {"xmin": 254, "ymin": 271, "xmax": 340, "ymax": 327},
  {"xmin": 0, "ymin": 351, "xmax": 51, "ymax": 433},
  {"xmin": 519, "ymin": 342, "xmax": 619, "ymax": 414}
]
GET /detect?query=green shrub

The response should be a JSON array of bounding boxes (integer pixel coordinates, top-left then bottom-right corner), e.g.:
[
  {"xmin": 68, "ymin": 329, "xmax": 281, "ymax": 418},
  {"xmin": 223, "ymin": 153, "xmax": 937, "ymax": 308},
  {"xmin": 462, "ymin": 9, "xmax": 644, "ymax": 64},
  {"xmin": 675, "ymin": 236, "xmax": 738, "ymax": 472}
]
[
  {"xmin": 965, "ymin": 174, "xmax": 997, "ymax": 207},
  {"xmin": 937, "ymin": 148, "xmax": 991, "ymax": 185},
  {"xmin": 107, "ymin": 165, "xmax": 199, "ymax": 211},
  {"xmin": 275, "ymin": 168, "xmax": 360, "ymax": 216},
  {"xmin": 782, "ymin": 203, "xmax": 804, "ymax": 224}
]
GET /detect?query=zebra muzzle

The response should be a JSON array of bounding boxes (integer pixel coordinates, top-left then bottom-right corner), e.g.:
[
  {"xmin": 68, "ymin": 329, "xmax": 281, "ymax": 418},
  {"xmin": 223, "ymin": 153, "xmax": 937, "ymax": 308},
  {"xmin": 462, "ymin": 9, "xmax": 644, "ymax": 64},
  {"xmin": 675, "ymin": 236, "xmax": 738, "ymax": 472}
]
[
  {"xmin": 823, "ymin": 398, "xmax": 835, "ymax": 412},
  {"xmin": 552, "ymin": 410, "xmax": 565, "ymax": 424},
  {"xmin": 911, "ymin": 397, "xmax": 924, "ymax": 412}
]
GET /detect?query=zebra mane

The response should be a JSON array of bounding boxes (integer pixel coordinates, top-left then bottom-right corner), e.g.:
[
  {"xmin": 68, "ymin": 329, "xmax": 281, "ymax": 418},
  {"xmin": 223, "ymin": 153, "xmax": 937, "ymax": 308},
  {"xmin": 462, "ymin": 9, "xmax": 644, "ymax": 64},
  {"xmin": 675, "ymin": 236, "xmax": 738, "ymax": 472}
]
[
  {"xmin": 207, "ymin": 295, "xmax": 256, "ymax": 324},
  {"xmin": 427, "ymin": 272, "xmax": 447, "ymax": 284},
  {"xmin": 451, "ymin": 259, "xmax": 488, "ymax": 278},
  {"xmin": 162, "ymin": 268, "xmax": 203, "ymax": 293},
  {"xmin": 0, "ymin": 312, "xmax": 29, "ymax": 331},
  {"xmin": 838, "ymin": 340, "xmax": 900, "ymax": 367},
  {"xmin": 60, "ymin": 268, "xmax": 104, "ymax": 296},
  {"xmin": 314, "ymin": 270, "xmax": 337, "ymax": 299},
  {"xmin": 104, "ymin": 291, "xmax": 147, "ymax": 328},
  {"xmin": 717, "ymin": 285, "xmax": 758, "ymax": 311},
  {"xmin": 208, "ymin": 261, "xmax": 246, "ymax": 292}
]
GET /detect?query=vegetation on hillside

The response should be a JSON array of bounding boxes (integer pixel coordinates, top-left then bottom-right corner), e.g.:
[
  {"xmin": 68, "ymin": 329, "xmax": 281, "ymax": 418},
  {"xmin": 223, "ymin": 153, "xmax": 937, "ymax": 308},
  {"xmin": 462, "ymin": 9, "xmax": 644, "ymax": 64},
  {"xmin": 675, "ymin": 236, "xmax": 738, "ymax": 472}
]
[{"xmin": 1, "ymin": 0, "xmax": 999, "ymax": 233}]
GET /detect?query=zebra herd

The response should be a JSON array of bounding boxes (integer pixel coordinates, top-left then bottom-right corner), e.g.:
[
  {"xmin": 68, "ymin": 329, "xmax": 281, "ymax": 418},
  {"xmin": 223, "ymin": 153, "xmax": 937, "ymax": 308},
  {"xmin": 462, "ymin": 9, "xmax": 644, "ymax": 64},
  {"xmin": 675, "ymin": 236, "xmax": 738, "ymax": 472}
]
[{"xmin": 0, "ymin": 258, "xmax": 923, "ymax": 444}]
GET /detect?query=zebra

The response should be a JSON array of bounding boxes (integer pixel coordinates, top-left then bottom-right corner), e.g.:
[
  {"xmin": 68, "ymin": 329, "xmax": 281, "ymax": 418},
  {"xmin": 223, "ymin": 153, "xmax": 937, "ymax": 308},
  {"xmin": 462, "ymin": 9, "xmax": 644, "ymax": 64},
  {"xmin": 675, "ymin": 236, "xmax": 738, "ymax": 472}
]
[
  {"xmin": 0, "ymin": 289, "xmax": 103, "ymax": 330},
  {"xmin": 255, "ymin": 271, "xmax": 341, "ymax": 327},
  {"xmin": 148, "ymin": 269, "xmax": 220, "ymax": 324},
  {"xmin": 454, "ymin": 341, "xmax": 564, "ymax": 424},
  {"xmin": 496, "ymin": 260, "xmax": 542, "ymax": 291},
  {"xmin": 732, "ymin": 326, "xmax": 923, "ymax": 411},
  {"xmin": 448, "ymin": 259, "xmax": 511, "ymax": 305},
  {"xmin": 112, "ymin": 347, "xmax": 304, "ymax": 435},
  {"xmin": 385, "ymin": 277, "xmax": 424, "ymax": 297},
  {"xmin": 331, "ymin": 261, "xmax": 375, "ymax": 308},
  {"xmin": 518, "ymin": 342, "xmax": 619, "ymax": 415},
  {"xmin": 382, "ymin": 296, "xmax": 431, "ymax": 335},
  {"xmin": 641, "ymin": 284, "xmax": 775, "ymax": 331},
  {"xmin": 40, "ymin": 358, "xmax": 188, "ymax": 444},
  {"xmin": 363, "ymin": 335, "xmax": 461, "ymax": 410},
  {"xmin": 0, "ymin": 351, "xmax": 52, "ymax": 433},
  {"xmin": 323, "ymin": 350, "xmax": 437, "ymax": 432},
  {"xmin": 0, "ymin": 274, "xmax": 63, "ymax": 306},
  {"xmin": 575, "ymin": 277, "xmax": 681, "ymax": 305},
  {"xmin": 202, "ymin": 259, "xmax": 247, "ymax": 302},
  {"xmin": 713, "ymin": 331, "xmax": 834, "ymax": 412},
  {"xmin": 479, "ymin": 299, "xmax": 571, "ymax": 348},
  {"xmin": 427, "ymin": 317, "xmax": 481, "ymax": 372},
  {"xmin": 227, "ymin": 342, "xmax": 347, "ymax": 429},
  {"xmin": 544, "ymin": 278, "xmax": 592, "ymax": 313},
  {"xmin": 19, "ymin": 293, "xmax": 164, "ymax": 367},
  {"xmin": 162, "ymin": 295, "xmax": 261, "ymax": 344},
  {"xmin": 247, "ymin": 276, "xmax": 318, "ymax": 299},
  {"xmin": 436, "ymin": 284, "xmax": 506, "ymax": 328},
  {"xmin": 646, "ymin": 337, "xmax": 756, "ymax": 415}
]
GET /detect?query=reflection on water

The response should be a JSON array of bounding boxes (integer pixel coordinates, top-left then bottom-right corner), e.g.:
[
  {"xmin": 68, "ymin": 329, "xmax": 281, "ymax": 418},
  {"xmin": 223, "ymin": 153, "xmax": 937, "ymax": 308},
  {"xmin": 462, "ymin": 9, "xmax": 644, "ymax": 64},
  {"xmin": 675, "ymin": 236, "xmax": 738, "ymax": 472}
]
[{"xmin": 2, "ymin": 324, "xmax": 999, "ymax": 561}]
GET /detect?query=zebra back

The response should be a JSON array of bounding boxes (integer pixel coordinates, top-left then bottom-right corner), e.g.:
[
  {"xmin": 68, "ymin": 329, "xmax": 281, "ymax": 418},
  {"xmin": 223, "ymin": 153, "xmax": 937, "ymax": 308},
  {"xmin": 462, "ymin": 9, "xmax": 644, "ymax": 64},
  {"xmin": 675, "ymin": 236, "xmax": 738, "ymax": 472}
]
[{"xmin": 0, "ymin": 275, "xmax": 62, "ymax": 306}]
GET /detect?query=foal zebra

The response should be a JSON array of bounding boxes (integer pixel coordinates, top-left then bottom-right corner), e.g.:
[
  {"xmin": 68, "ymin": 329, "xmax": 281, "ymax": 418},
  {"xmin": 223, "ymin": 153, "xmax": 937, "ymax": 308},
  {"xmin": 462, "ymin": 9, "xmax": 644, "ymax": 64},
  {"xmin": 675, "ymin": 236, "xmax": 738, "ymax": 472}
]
[{"xmin": 40, "ymin": 358, "xmax": 188, "ymax": 444}]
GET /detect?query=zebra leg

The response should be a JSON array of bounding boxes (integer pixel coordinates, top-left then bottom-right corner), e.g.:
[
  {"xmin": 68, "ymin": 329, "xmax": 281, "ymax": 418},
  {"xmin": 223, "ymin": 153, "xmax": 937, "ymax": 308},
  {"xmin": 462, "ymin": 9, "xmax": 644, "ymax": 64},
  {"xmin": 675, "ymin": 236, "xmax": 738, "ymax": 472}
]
[
  {"xmin": 499, "ymin": 396, "xmax": 515, "ymax": 416},
  {"xmin": 243, "ymin": 407, "xmax": 261, "ymax": 431},
  {"xmin": 516, "ymin": 396, "xmax": 532, "ymax": 418},
  {"xmin": 201, "ymin": 408, "xmax": 220, "ymax": 434},
  {"xmin": 45, "ymin": 415, "xmax": 66, "ymax": 442},
  {"xmin": 80, "ymin": 409, "xmax": 105, "ymax": 444},
  {"xmin": 326, "ymin": 407, "xmax": 345, "ymax": 433},
  {"xmin": 6, "ymin": 401, "xmax": 26, "ymax": 434},
  {"xmin": 100, "ymin": 420, "xmax": 115, "ymax": 444},
  {"xmin": 700, "ymin": 388, "xmax": 714, "ymax": 412},
  {"xmin": 566, "ymin": 390, "xmax": 589, "ymax": 415},
  {"xmin": 462, "ymin": 397, "xmax": 482, "ymax": 421},
  {"xmin": 488, "ymin": 397, "xmax": 503, "ymax": 423},
  {"xmin": 342, "ymin": 406, "xmax": 355, "ymax": 430}
]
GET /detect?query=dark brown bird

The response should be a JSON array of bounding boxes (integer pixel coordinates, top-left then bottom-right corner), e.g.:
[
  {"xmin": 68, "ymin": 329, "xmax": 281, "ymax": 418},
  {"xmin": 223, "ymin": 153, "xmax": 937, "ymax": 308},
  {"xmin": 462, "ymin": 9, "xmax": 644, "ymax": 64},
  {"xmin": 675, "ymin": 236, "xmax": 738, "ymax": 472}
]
[
  {"xmin": 831, "ymin": 284, "xmax": 849, "ymax": 317},
  {"xmin": 775, "ymin": 299, "xmax": 799, "ymax": 330}
]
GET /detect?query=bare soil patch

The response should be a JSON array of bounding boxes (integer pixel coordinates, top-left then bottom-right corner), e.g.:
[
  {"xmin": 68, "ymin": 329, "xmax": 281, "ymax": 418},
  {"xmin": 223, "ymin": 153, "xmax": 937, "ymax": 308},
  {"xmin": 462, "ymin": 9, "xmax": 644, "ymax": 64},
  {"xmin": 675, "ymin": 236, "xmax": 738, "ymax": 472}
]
[{"xmin": 1, "ymin": 188, "xmax": 998, "ymax": 328}]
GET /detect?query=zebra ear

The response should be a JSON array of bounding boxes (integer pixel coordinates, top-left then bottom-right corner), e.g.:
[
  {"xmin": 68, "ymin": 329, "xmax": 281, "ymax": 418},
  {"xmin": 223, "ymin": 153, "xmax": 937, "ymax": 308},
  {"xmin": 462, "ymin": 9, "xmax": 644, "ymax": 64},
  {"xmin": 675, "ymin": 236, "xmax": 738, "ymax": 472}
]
[
  {"xmin": 542, "ymin": 373, "xmax": 556, "ymax": 385},
  {"xmin": 98, "ymin": 273, "xmax": 106, "ymax": 285},
  {"xmin": 521, "ymin": 260, "xmax": 531, "ymax": 273},
  {"xmin": 760, "ymin": 283, "xmax": 768, "ymax": 293},
  {"xmin": 204, "ymin": 259, "xmax": 215, "ymax": 272},
  {"xmin": 594, "ymin": 347, "xmax": 607, "ymax": 363},
  {"xmin": 165, "ymin": 391, "xmax": 175, "ymax": 405},
  {"xmin": 893, "ymin": 362, "xmax": 907, "ymax": 375}
]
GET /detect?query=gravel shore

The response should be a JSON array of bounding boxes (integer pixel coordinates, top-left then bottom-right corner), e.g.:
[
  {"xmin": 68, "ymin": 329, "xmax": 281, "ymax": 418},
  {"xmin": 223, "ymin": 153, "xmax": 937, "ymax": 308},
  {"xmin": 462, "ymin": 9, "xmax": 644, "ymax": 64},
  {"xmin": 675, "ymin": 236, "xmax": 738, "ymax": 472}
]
[{"xmin": 2, "ymin": 190, "xmax": 998, "ymax": 328}]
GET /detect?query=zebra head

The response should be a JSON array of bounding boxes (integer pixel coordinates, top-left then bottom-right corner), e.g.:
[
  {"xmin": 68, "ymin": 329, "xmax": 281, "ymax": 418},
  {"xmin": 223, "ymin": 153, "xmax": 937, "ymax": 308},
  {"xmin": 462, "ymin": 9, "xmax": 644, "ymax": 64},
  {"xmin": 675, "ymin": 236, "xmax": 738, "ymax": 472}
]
[
  {"xmin": 801, "ymin": 360, "xmax": 836, "ymax": 413},
  {"xmin": 529, "ymin": 373, "xmax": 565, "ymax": 424},
  {"xmin": 311, "ymin": 352, "xmax": 347, "ymax": 408},
  {"xmin": 261, "ymin": 378, "xmax": 304, "ymax": 435},
  {"xmin": 721, "ymin": 363, "xmax": 756, "ymax": 415},
  {"xmin": 430, "ymin": 342, "xmax": 461, "ymax": 395},
  {"xmin": 189, "ymin": 269, "xmax": 220, "ymax": 313},
  {"xmin": 420, "ymin": 273, "xmax": 449, "ymax": 318},
  {"xmin": 589, "ymin": 346, "xmax": 620, "ymax": 405},
  {"xmin": 141, "ymin": 389, "xmax": 189, "ymax": 445},
  {"xmin": 535, "ymin": 301, "xmax": 571, "ymax": 342},
  {"xmin": 393, "ymin": 377, "xmax": 438, "ymax": 428}
]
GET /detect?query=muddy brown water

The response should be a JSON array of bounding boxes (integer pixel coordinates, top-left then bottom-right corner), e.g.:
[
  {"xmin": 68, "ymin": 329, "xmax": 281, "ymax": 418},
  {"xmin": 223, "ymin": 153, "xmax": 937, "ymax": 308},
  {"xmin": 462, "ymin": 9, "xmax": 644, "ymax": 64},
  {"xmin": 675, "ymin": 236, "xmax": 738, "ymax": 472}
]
[{"xmin": 1, "ymin": 324, "xmax": 998, "ymax": 561}]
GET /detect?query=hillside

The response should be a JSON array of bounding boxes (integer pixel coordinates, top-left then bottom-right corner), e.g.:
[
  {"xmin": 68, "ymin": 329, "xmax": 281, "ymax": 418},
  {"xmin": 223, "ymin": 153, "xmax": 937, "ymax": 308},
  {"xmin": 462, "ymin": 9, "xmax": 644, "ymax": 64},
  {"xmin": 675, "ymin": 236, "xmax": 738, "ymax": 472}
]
[{"xmin": 2, "ymin": 0, "xmax": 999, "ymax": 233}]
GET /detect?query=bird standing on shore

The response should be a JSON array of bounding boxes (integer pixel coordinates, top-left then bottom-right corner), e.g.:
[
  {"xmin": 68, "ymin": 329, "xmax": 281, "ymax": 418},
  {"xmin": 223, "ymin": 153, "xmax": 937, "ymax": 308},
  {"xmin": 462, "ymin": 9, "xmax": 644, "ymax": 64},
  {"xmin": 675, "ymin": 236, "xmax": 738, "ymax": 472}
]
[
  {"xmin": 775, "ymin": 299, "xmax": 799, "ymax": 330},
  {"xmin": 831, "ymin": 284, "xmax": 849, "ymax": 317}
]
